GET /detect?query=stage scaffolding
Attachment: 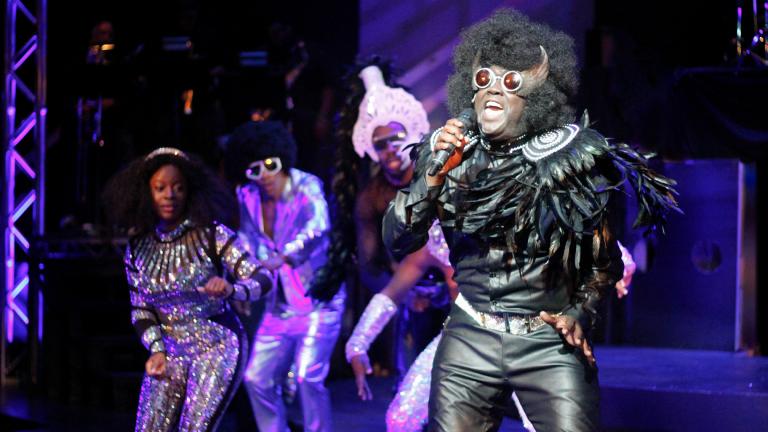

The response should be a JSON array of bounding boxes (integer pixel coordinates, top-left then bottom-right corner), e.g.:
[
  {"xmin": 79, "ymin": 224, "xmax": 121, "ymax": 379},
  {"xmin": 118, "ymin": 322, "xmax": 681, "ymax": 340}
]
[{"xmin": 2, "ymin": 0, "xmax": 46, "ymax": 386}]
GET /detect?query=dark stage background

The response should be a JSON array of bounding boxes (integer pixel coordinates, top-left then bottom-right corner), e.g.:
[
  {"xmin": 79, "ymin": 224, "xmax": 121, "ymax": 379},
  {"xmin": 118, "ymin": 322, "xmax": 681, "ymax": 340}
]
[{"xmin": 2, "ymin": 0, "xmax": 767, "ymax": 429}]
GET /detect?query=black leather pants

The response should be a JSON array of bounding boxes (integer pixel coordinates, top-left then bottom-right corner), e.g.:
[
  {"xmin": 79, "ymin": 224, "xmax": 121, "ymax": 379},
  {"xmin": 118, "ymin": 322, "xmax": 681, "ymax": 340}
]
[{"xmin": 428, "ymin": 305, "xmax": 599, "ymax": 432}]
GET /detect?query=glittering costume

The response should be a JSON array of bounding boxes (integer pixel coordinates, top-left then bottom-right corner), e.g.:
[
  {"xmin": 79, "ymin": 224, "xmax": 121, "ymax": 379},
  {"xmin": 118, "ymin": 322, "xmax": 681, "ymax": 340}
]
[
  {"xmin": 386, "ymin": 333, "xmax": 441, "ymax": 431},
  {"xmin": 240, "ymin": 168, "xmax": 344, "ymax": 432},
  {"xmin": 347, "ymin": 65, "xmax": 451, "ymax": 380},
  {"xmin": 126, "ymin": 220, "xmax": 272, "ymax": 432},
  {"xmin": 345, "ymin": 219, "xmax": 450, "ymax": 362},
  {"xmin": 339, "ymin": 64, "xmax": 456, "ymax": 431},
  {"xmin": 353, "ymin": 171, "xmax": 452, "ymax": 376},
  {"xmin": 381, "ymin": 222, "xmax": 451, "ymax": 432}
]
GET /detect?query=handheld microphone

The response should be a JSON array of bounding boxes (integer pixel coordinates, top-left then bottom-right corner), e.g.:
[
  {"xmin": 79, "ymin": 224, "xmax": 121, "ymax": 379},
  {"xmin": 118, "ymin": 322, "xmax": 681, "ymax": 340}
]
[{"xmin": 427, "ymin": 108, "xmax": 476, "ymax": 176}]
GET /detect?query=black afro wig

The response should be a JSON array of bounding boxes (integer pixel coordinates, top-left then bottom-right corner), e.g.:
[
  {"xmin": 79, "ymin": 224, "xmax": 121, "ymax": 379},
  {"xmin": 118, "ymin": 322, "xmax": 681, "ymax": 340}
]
[
  {"xmin": 446, "ymin": 8, "xmax": 579, "ymax": 134},
  {"xmin": 224, "ymin": 120, "xmax": 297, "ymax": 184}
]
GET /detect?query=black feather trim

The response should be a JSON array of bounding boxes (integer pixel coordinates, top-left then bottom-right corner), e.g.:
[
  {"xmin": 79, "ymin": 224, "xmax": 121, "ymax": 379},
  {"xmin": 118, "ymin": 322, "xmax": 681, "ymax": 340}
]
[{"xmin": 452, "ymin": 117, "xmax": 680, "ymax": 266}]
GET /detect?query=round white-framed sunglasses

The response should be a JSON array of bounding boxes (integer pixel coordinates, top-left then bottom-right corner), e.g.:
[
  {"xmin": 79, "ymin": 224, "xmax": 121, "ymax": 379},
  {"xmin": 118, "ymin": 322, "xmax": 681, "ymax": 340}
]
[
  {"xmin": 245, "ymin": 157, "xmax": 282, "ymax": 180},
  {"xmin": 473, "ymin": 67, "xmax": 524, "ymax": 93}
]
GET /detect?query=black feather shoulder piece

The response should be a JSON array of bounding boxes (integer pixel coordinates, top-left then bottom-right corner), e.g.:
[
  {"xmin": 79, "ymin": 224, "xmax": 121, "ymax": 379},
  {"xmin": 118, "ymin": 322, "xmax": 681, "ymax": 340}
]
[{"xmin": 455, "ymin": 111, "xmax": 680, "ymax": 268}]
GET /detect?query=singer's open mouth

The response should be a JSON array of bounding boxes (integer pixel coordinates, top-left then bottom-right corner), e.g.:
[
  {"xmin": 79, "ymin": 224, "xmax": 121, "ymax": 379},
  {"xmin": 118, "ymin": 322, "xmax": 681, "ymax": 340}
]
[{"xmin": 484, "ymin": 100, "xmax": 503, "ymax": 111}]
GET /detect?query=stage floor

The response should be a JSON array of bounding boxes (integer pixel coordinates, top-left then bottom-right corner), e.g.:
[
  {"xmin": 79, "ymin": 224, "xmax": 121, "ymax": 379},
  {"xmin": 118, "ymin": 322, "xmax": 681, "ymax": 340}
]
[{"xmin": 1, "ymin": 345, "xmax": 767, "ymax": 431}]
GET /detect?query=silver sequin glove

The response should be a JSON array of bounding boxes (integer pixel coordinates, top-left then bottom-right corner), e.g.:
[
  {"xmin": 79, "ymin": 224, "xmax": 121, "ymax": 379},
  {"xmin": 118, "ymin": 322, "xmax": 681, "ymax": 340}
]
[{"xmin": 345, "ymin": 293, "xmax": 398, "ymax": 369}]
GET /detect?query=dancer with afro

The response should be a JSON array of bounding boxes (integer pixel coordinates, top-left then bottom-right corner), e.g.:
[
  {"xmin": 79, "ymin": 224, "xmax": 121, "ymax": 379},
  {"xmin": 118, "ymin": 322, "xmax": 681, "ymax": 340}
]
[{"xmin": 225, "ymin": 121, "xmax": 344, "ymax": 432}]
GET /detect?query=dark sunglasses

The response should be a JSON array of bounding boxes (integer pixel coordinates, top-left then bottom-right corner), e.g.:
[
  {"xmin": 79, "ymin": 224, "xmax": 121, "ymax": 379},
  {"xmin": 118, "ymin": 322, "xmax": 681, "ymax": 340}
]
[{"xmin": 372, "ymin": 130, "xmax": 407, "ymax": 152}]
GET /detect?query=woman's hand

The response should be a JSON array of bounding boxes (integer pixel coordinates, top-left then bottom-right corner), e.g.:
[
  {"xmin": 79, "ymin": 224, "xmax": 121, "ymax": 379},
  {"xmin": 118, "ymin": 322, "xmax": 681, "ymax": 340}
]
[
  {"xmin": 196, "ymin": 276, "xmax": 233, "ymax": 298},
  {"xmin": 350, "ymin": 354, "xmax": 374, "ymax": 401},
  {"xmin": 145, "ymin": 352, "xmax": 167, "ymax": 378},
  {"xmin": 615, "ymin": 242, "xmax": 637, "ymax": 299}
]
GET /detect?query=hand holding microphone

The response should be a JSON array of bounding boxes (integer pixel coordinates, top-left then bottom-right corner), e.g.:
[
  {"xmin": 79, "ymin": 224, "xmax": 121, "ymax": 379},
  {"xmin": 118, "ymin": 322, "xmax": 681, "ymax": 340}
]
[{"xmin": 426, "ymin": 108, "xmax": 476, "ymax": 179}]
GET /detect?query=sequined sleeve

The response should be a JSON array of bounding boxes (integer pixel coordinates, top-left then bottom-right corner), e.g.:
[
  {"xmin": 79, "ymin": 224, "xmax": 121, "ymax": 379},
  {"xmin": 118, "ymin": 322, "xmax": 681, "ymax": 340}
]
[
  {"xmin": 125, "ymin": 241, "xmax": 166, "ymax": 354},
  {"xmin": 281, "ymin": 175, "xmax": 330, "ymax": 267},
  {"xmin": 213, "ymin": 223, "xmax": 273, "ymax": 301},
  {"xmin": 427, "ymin": 220, "xmax": 451, "ymax": 267}
]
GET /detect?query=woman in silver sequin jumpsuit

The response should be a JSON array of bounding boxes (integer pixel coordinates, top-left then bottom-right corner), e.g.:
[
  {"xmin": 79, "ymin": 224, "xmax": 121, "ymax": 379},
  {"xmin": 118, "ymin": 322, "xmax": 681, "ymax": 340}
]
[{"xmin": 105, "ymin": 147, "xmax": 273, "ymax": 432}]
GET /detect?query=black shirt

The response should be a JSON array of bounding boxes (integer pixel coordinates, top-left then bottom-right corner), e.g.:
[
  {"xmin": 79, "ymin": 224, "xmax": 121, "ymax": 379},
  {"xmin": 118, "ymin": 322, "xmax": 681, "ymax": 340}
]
[{"xmin": 382, "ymin": 131, "xmax": 624, "ymax": 329}]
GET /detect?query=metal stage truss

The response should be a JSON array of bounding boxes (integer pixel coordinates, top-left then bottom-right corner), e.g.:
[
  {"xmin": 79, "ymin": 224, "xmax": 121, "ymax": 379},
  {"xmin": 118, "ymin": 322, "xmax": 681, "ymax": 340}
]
[{"xmin": 2, "ymin": 0, "xmax": 47, "ymax": 386}]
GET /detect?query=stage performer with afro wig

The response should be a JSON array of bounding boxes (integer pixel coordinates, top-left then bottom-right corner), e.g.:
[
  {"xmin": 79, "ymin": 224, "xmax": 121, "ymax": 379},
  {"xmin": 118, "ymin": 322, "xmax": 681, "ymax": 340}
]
[
  {"xmin": 225, "ymin": 121, "xmax": 344, "ymax": 432},
  {"xmin": 383, "ymin": 9, "xmax": 679, "ymax": 431}
]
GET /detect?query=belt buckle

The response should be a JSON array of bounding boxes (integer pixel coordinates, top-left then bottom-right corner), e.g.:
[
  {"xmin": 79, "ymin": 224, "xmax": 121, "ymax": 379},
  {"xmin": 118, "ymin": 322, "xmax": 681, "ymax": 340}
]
[{"xmin": 524, "ymin": 315, "xmax": 531, "ymax": 333}]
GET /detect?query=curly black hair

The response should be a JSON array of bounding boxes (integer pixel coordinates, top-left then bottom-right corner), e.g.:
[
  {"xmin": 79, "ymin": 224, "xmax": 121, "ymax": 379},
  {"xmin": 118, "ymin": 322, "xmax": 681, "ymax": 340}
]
[
  {"xmin": 223, "ymin": 120, "xmax": 298, "ymax": 185},
  {"xmin": 103, "ymin": 151, "xmax": 236, "ymax": 234},
  {"xmin": 446, "ymin": 8, "xmax": 579, "ymax": 133},
  {"xmin": 308, "ymin": 56, "xmax": 402, "ymax": 300}
]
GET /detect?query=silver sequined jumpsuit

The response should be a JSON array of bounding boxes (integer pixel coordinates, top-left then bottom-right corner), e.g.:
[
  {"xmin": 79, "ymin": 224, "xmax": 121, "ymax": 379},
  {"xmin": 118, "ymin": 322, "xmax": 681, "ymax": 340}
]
[{"xmin": 125, "ymin": 219, "xmax": 272, "ymax": 432}]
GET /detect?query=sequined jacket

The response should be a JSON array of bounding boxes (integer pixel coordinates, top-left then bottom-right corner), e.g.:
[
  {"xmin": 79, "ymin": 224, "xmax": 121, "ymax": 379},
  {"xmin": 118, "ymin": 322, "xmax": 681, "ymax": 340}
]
[
  {"xmin": 383, "ymin": 124, "xmax": 630, "ymax": 330},
  {"xmin": 238, "ymin": 168, "xmax": 342, "ymax": 314},
  {"xmin": 125, "ymin": 220, "xmax": 272, "ymax": 354}
]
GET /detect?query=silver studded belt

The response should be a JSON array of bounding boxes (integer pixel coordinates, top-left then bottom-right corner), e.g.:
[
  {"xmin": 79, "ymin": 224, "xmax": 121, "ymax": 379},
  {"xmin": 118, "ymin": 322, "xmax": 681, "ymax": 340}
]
[{"xmin": 455, "ymin": 293, "xmax": 556, "ymax": 335}]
